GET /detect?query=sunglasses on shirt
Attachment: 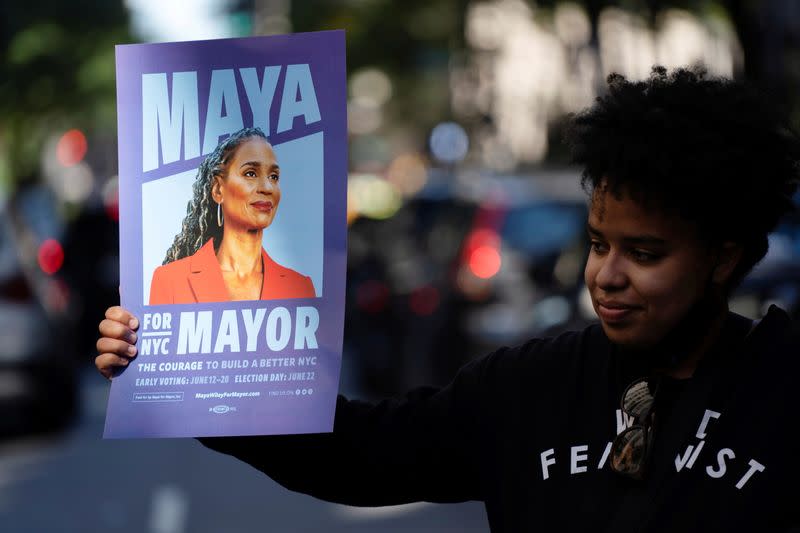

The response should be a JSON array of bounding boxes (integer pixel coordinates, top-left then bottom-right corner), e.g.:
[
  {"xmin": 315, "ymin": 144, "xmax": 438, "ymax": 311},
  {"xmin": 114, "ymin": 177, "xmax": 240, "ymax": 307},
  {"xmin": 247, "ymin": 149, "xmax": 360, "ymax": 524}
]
[
  {"xmin": 610, "ymin": 376, "xmax": 660, "ymax": 480},
  {"xmin": 608, "ymin": 316, "xmax": 758, "ymax": 480}
]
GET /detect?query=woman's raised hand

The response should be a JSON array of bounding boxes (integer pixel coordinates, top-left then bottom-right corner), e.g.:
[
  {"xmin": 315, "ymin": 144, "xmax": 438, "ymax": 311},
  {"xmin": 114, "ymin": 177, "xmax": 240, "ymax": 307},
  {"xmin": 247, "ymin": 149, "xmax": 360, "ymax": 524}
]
[{"xmin": 96, "ymin": 306, "xmax": 139, "ymax": 380}]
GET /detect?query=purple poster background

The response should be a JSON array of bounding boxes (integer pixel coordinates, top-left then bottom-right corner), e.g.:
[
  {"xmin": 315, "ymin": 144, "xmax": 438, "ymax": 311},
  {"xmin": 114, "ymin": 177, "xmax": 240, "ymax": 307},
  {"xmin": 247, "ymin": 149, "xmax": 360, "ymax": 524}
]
[{"xmin": 105, "ymin": 31, "xmax": 347, "ymax": 438}]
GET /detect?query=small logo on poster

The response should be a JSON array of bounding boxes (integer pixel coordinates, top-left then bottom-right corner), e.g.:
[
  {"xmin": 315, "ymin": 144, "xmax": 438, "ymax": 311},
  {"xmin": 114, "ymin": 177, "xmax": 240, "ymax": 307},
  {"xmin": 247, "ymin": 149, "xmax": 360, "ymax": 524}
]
[{"xmin": 210, "ymin": 405, "xmax": 235, "ymax": 414}]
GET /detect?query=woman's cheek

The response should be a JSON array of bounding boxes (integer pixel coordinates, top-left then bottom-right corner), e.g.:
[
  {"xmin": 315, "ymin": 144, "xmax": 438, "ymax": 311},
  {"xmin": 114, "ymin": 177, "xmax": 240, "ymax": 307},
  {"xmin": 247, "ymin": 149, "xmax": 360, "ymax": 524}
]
[
  {"xmin": 632, "ymin": 263, "xmax": 697, "ymax": 314},
  {"xmin": 583, "ymin": 256, "xmax": 599, "ymax": 289}
]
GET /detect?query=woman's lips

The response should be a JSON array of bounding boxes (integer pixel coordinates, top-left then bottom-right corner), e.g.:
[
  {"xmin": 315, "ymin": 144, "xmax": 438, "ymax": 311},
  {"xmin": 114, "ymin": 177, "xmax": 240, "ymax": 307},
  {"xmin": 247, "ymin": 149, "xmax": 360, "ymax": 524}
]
[
  {"xmin": 596, "ymin": 302, "xmax": 639, "ymax": 323},
  {"xmin": 251, "ymin": 201, "xmax": 273, "ymax": 212}
]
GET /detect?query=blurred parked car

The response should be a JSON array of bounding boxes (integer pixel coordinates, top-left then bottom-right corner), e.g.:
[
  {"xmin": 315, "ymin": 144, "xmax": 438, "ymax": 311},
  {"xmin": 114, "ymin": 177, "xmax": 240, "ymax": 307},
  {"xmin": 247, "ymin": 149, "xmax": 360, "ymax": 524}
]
[
  {"xmin": 730, "ymin": 190, "xmax": 800, "ymax": 319},
  {"xmin": 0, "ymin": 205, "xmax": 78, "ymax": 436},
  {"xmin": 345, "ymin": 183, "xmax": 478, "ymax": 395},
  {"xmin": 61, "ymin": 204, "xmax": 121, "ymax": 361},
  {"xmin": 344, "ymin": 170, "xmax": 591, "ymax": 395},
  {"xmin": 460, "ymin": 194, "xmax": 590, "ymax": 352}
]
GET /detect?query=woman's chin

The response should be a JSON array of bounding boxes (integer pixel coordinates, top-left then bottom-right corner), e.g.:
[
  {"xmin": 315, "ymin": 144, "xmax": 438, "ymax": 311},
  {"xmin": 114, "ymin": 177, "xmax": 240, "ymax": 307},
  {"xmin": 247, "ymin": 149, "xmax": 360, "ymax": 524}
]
[
  {"xmin": 225, "ymin": 217, "xmax": 273, "ymax": 233},
  {"xmin": 601, "ymin": 323, "xmax": 659, "ymax": 350},
  {"xmin": 252, "ymin": 214, "xmax": 276, "ymax": 229}
]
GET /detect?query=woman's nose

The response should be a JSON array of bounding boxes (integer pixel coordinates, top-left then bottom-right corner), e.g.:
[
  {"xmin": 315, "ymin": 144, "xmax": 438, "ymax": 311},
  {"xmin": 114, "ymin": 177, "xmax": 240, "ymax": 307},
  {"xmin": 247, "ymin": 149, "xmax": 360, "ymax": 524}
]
[
  {"xmin": 594, "ymin": 252, "xmax": 628, "ymax": 290},
  {"xmin": 258, "ymin": 177, "xmax": 277, "ymax": 193}
]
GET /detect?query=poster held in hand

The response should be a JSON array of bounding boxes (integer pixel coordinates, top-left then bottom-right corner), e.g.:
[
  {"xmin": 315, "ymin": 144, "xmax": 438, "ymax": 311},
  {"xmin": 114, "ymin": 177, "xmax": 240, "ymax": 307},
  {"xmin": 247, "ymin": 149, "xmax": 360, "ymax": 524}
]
[{"xmin": 105, "ymin": 30, "xmax": 347, "ymax": 438}]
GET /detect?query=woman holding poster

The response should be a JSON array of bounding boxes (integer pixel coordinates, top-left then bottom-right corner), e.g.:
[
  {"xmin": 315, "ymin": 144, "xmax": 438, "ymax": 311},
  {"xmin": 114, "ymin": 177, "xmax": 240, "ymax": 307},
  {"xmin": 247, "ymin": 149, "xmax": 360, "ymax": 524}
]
[
  {"xmin": 149, "ymin": 127, "xmax": 316, "ymax": 304},
  {"xmin": 99, "ymin": 65, "xmax": 800, "ymax": 532}
]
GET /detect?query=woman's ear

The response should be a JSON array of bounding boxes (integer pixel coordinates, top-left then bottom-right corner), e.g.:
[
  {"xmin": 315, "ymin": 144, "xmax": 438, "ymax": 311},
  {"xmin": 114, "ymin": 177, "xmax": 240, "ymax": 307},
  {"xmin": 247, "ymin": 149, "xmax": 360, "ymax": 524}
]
[
  {"xmin": 711, "ymin": 241, "xmax": 743, "ymax": 286},
  {"xmin": 211, "ymin": 176, "xmax": 223, "ymax": 204}
]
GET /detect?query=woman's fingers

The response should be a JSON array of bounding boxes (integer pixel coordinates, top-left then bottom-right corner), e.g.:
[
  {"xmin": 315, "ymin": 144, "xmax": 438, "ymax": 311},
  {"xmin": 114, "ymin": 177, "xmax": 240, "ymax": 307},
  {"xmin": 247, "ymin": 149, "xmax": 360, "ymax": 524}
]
[
  {"xmin": 96, "ymin": 336, "xmax": 137, "ymax": 358},
  {"xmin": 100, "ymin": 306, "xmax": 139, "ymax": 341},
  {"xmin": 95, "ymin": 336, "xmax": 137, "ymax": 381},
  {"xmin": 105, "ymin": 306, "xmax": 139, "ymax": 330},
  {"xmin": 95, "ymin": 352, "xmax": 134, "ymax": 380},
  {"xmin": 97, "ymin": 306, "xmax": 140, "ymax": 380},
  {"xmin": 99, "ymin": 318, "xmax": 138, "ymax": 343}
]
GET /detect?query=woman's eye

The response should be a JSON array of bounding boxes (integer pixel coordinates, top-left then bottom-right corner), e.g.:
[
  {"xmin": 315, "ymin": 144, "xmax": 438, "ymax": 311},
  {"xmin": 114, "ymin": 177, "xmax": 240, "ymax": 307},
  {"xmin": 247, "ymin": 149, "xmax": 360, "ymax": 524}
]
[
  {"xmin": 270, "ymin": 173, "xmax": 280, "ymax": 182},
  {"xmin": 631, "ymin": 249, "xmax": 659, "ymax": 262},
  {"xmin": 590, "ymin": 241, "xmax": 608, "ymax": 254},
  {"xmin": 244, "ymin": 170, "xmax": 257, "ymax": 178}
]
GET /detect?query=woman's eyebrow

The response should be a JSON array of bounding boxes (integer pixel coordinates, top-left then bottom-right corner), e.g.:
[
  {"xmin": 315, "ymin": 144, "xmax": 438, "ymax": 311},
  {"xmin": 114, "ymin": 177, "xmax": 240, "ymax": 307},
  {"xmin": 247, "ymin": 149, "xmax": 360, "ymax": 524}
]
[
  {"xmin": 622, "ymin": 235, "xmax": 667, "ymax": 246},
  {"xmin": 586, "ymin": 222, "xmax": 606, "ymax": 237},
  {"xmin": 586, "ymin": 223, "xmax": 667, "ymax": 245},
  {"xmin": 240, "ymin": 161, "xmax": 280, "ymax": 170}
]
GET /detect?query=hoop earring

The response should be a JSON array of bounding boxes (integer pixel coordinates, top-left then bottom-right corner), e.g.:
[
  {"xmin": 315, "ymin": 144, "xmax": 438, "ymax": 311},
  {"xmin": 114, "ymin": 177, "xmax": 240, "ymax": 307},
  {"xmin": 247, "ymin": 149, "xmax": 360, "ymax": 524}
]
[{"xmin": 217, "ymin": 202, "xmax": 224, "ymax": 227}]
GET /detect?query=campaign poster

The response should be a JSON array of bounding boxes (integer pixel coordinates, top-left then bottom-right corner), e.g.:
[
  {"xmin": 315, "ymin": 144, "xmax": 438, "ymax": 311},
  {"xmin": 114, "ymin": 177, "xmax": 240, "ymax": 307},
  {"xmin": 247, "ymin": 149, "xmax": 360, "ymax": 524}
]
[{"xmin": 105, "ymin": 31, "xmax": 347, "ymax": 438}]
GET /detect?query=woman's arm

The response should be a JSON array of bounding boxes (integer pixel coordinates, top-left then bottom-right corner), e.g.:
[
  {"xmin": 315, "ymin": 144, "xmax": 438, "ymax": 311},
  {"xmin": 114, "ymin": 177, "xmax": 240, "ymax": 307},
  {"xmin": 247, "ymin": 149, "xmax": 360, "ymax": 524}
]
[
  {"xmin": 198, "ymin": 357, "xmax": 491, "ymax": 506},
  {"xmin": 97, "ymin": 305, "xmax": 492, "ymax": 505}
]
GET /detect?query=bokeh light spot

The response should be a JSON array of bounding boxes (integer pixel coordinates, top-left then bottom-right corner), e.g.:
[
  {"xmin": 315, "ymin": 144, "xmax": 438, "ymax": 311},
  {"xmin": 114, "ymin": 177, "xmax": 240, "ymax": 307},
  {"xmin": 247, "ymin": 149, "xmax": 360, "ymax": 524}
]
[
  {"xmin": 469, "ymin": 245, "xmax": 501, "ymax": 279},
  {"xmin": 350, "ymin": 68, "xmax": 393, "ymax": 107},
  {"xmin": 386, "ymin": 153, "xmax": 428, "ymax": 197},
  {"xmin": 430, "ymin": 122, "xmax": 469, "ymax": 164},
  {"xmin": 38, "ymin": 239, "xmax": 65, "ymax": 275},
  {"xmin": 56, "ymin": 129, "xmax": 88, "ymax": 167},
  {"xmin": 356, "ymin": 280, "xmax": 390, "ymax": 313},
  {"xmin": 103, "ymin": 176, "xmax": 120, "ymax": 221},
  {"xmin": 409, "ymin": 286, "xmax": 440, "ymax": 316},
  {"xmin": 349, "ymin": 174, "xmax": 402, "ymax": 220},
  {"xmin": 47, "ymin": 278, "xmax": 70, "ymax": 313}
]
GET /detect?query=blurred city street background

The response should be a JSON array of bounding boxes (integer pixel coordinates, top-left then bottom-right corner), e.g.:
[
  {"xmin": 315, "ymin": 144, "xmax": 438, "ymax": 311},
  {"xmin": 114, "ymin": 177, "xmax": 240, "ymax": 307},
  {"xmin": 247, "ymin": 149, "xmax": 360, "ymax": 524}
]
[{"xmin": 2, "ymin": 0, "xmax": 800, "ymax": 531}]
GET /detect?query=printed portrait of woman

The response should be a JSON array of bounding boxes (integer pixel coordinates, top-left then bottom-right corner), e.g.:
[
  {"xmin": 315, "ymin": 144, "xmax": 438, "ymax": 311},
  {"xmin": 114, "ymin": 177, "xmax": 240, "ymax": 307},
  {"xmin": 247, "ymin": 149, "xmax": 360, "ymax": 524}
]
[{"xmin": 149, "ymin": 127, "xmax": 316, "ymax": 304}]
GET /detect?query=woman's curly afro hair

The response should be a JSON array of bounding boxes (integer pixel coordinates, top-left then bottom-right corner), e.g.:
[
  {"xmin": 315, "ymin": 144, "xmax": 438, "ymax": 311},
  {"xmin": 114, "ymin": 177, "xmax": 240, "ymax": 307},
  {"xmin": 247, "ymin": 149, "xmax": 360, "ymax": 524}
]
[{"xmin": 565, "ymin": 65, "xmax": 800, "ymax": 289}]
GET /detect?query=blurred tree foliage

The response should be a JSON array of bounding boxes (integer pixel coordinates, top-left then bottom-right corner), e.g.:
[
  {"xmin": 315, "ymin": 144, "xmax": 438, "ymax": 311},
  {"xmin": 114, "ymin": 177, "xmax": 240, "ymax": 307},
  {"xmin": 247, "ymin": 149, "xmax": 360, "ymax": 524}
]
[
  {"xmin": 293, "ymin": 0, "xmax": 467, "ymax": 72},
  {"xmin": 2, "ymin": 0, "xmax": 795, "ymax": 190},
  {"xmin": 0, "ymin": 1, "xmax": 132, "ymax": 192},
  {"xmin": 291, "ymin": 0, "xmax": 470, "ymax": 143},
  {"xmin": 289, "ymin": 0, "xmax": 800, "ymax": 156}
]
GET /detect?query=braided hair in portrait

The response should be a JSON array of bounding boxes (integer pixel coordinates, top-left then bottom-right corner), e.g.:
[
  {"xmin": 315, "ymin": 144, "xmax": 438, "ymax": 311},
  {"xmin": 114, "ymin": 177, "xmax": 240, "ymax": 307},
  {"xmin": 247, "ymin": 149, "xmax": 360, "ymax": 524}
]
[{"xmin": 162, "ymin": 127, "xmax": 270, "ymax": 264}]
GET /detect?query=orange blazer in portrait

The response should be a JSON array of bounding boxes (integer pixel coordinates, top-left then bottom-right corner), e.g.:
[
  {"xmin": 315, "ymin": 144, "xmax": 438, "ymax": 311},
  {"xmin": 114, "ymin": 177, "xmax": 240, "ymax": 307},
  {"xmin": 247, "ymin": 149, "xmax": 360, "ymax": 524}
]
[{"xmin": 149, "ymin": 239, "xmax": 316, "ymax": 304}]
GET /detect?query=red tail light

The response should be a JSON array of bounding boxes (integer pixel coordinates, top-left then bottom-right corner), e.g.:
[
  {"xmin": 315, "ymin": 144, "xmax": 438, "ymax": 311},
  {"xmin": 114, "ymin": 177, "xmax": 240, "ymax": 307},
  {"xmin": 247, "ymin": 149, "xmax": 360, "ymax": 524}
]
[
  {"xmin": 468, "ymin": 245, "xmax": 501, "ymax": 279},
  {"xmin": 409, "ymin": 285, "xmax": 440, "ymax": 316},
  {"xmin": 356, "ymin": 280, "xmax": 390, "ymax": 313},
  {"xmin": 462, "ymin": 228, "xmax": 502, "ymax": 279},
  {"xmin": 37, "ymin": 239, "xmax": 64, "ymax": 275}
]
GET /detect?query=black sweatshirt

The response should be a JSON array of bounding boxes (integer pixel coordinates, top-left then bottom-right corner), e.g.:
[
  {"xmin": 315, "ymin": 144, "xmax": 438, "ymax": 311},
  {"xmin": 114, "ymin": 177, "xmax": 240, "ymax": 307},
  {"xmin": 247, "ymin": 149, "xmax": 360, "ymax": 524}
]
[{"xmin": 200, "ymin": 305, "xmax": 800, "ymax": 532}]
